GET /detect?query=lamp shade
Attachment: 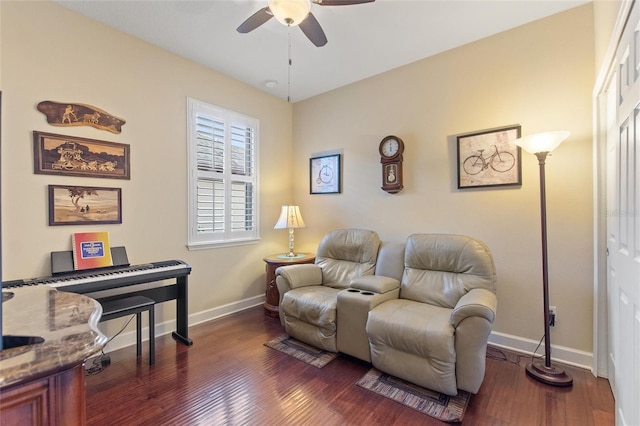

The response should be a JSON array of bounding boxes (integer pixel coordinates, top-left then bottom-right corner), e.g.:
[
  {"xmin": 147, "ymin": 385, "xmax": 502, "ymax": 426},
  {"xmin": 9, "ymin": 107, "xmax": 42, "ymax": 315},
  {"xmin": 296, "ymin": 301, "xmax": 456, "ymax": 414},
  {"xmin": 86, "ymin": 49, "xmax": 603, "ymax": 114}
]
[
  {"xmin": 274, "ymin": 205, "xmax": 306, "ymax": 229},
  {"xmin": 268, "ymin": 0, "xmax": 311, "ymax": 26},
  {"xmin": 515, "ymin": 131, "xmax": 570, "ymax": 155}
]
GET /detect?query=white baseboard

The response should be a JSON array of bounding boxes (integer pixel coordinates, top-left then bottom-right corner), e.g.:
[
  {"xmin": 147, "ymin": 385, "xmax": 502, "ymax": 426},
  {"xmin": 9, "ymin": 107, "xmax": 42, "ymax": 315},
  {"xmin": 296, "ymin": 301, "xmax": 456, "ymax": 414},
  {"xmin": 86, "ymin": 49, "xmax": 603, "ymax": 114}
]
[
  {"xmin": 102, "ymin": 297, "xmax": 593, "ymax": 374},
  {"xmin": 488, "ymin": 330, "xmax": 593, "ymax": 371},
  {"xmin": 188, "ymin": 294, "xmax": 266, "ymax": 328},
  {"xmin": 101, "ymin": 294, "xmax": 265, "ymax": 353}
]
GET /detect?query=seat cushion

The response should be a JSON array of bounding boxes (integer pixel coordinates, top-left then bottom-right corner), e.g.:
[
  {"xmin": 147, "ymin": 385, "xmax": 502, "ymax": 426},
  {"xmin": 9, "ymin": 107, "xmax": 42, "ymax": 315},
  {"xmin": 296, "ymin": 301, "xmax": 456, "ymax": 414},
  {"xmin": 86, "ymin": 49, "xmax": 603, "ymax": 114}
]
[
  {"xmin": 281, "ymin": 286, "xmax": 341, "ymax": 352},
  {"xmin": 366, "ymin": 299, "xmax": 457, "ymax": 395}
]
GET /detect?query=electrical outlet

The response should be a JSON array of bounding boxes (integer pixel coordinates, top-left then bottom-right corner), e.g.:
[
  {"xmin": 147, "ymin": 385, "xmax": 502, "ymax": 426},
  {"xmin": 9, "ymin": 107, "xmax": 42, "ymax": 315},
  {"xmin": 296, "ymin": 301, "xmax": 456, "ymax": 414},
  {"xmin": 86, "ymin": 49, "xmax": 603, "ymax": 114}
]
[{"xmin": 549, "ymin": 306, "xmax": 557, "ymax": 327}]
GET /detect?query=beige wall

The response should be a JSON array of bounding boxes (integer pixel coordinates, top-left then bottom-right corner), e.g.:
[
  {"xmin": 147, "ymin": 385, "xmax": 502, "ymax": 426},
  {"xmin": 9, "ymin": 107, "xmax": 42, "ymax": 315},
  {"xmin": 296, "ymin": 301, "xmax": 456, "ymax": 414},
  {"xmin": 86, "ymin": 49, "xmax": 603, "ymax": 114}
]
[
  {"xmin": 1, "ymin": 2, "xmax": 606, "ymax": 357},
  {"xmin": 293, "ymin": 5, "xmax": 595, "ymax": 353},
  {"xmin": 0, "ymin": 1, "xmax": 293, "ymax": 333}
]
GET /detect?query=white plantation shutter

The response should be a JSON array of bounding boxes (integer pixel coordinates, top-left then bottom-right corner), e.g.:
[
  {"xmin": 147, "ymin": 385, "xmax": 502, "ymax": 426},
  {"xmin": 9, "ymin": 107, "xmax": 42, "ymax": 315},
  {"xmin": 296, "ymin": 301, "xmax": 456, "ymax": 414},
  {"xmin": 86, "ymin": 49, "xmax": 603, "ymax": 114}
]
[
  {"xmin": 230, "ymin": 123, "xmax": 253, "ymax": 175},
  {"xmin": 196, "ymin": 115, "xmax": 224, "ymax": 173},
  {"xmin": 187, "ymin": 98, "xmax": 259, "ymax": 248},
  {"xmin": 230, "ymin": 181, "xmax": 254, "ymax": 231},
  {"xmin": 196, "ymin": 179, "xmax": 224, "ymax": 233}
]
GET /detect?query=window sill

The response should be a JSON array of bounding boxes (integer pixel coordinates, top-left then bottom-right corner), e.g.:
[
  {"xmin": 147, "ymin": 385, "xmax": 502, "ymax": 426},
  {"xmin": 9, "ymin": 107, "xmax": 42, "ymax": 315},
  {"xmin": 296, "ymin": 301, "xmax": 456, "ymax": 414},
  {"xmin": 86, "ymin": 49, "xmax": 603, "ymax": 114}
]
[{"xmin": 186, "ymin": 238, "xmax": 260, "ymax": 251}]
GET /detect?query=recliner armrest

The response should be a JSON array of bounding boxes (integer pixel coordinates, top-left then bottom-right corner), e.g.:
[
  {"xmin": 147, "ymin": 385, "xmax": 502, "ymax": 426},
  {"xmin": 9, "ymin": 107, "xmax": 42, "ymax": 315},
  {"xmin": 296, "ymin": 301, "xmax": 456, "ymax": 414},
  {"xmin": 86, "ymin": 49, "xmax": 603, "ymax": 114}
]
[
  {"xmin": 350, "ymin": 275, "xmax": 400, "ymax": 294},
  {"xmin": 450, "ymin": 288, "xmax": 497, "ymax": 327},
  {"xmin": 275, "ymin": 264, "xmax": 323, "ymax": 290}
]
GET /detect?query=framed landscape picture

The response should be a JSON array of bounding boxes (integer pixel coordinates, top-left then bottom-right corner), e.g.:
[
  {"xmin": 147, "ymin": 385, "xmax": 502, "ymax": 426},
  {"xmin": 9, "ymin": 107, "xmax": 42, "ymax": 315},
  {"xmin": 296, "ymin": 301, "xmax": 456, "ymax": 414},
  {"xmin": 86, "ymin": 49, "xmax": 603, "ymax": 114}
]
[
  {"xmin": 48, "ymin": 184, "xmax": 122, "ymax": 226},
  {"xmin": 310, "ymin": 153, "xmax": 341, "ymax": 194},
  {"xmin": 457, "ymin": 125, "xmax": 522, "ymax": 189},
  {"xmin": 34, "ymin": 131, "xmax": 130, "ymax": 179}
]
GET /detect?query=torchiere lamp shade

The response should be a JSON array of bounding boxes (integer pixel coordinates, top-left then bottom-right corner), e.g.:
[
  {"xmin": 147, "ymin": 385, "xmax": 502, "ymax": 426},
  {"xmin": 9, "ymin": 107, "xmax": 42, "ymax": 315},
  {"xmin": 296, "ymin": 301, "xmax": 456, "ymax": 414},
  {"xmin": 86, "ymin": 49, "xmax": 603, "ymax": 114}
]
[{"xmin": 515, "ymin": 131, "xmax": 570, "ymax": 154}]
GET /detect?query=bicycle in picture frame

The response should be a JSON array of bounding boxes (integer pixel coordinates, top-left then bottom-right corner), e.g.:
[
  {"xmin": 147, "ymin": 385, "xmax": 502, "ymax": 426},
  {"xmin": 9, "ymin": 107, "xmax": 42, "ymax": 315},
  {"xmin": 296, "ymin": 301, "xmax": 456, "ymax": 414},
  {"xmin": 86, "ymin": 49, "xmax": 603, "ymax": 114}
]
[{"xmin": 456, "ymin": 125, "xmax": 521, "ymax": 189}]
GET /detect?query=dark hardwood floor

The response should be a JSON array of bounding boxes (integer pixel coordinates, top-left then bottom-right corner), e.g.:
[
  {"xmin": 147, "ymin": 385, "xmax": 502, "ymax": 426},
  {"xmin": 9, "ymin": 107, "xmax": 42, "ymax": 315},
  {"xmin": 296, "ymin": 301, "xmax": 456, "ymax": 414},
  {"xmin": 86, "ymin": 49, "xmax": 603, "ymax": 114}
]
[{"xmin": 86, "ymin": 306, "xmax": 615, "ymax": 425}]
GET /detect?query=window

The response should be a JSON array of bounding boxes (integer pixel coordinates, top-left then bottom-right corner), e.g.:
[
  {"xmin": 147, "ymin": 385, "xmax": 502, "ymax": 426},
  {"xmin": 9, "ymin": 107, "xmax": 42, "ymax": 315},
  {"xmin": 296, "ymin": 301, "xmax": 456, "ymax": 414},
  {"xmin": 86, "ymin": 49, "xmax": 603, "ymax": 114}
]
[{"xmin": 187, "ymin": 98, "xmax": 259, "ymax": 249}]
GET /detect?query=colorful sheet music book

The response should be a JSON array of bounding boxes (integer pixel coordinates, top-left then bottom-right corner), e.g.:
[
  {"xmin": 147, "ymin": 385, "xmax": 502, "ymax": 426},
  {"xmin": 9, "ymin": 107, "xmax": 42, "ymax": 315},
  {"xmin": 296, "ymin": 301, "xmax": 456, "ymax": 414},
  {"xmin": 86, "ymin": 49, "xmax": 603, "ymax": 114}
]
[{"xmin": 71, "ymin": 231, "xmax": 113, "ymax": 271}]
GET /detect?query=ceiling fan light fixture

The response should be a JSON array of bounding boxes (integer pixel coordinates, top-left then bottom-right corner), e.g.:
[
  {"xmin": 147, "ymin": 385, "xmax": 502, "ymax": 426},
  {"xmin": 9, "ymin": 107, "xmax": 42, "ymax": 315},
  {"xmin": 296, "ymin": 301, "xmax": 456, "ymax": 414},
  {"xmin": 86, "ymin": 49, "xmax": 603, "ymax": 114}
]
[{"xmin": 268, "ymin": 0, "xmax": 311, "ymax": 26}]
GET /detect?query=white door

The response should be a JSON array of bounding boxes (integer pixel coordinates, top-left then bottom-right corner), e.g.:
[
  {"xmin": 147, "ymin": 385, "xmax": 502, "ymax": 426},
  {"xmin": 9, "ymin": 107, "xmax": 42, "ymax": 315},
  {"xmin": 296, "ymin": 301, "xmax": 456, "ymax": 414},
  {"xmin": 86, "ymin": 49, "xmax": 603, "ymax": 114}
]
[{"xmin": 605, "ymin": 3, "xmax": 640, "ymax": 425}]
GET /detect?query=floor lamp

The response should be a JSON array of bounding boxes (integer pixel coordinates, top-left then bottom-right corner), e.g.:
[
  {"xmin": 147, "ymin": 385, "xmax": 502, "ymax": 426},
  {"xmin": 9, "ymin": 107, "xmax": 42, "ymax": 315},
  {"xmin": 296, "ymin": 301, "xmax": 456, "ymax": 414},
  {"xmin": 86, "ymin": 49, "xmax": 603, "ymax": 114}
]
[{"xmin": 515, "ymin": 131, "xmax": 573, "ymax": 387}]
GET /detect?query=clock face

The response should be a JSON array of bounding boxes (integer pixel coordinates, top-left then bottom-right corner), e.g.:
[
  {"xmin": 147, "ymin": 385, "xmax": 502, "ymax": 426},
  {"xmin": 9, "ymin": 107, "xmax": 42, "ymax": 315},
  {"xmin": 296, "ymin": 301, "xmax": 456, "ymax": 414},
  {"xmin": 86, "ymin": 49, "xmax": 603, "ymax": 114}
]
[{"xmin": 382, "ymin": 138, "xmax": 399, "ymax": 157}]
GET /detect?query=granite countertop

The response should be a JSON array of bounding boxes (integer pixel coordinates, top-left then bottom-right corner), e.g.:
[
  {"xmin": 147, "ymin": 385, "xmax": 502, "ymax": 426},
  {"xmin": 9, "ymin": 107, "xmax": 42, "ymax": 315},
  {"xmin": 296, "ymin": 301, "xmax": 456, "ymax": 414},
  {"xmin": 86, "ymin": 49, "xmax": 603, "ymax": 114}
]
[{"xmin": 1, "ymin": 285, "xmax": 107, "ymax": 389}]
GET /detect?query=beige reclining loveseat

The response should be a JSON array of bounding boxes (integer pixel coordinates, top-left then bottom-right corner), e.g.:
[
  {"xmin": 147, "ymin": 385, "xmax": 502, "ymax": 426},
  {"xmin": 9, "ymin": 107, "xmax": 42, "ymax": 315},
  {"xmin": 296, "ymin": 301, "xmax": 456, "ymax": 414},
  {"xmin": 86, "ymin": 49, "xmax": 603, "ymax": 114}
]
[{"xmin": 275, "ymin": 229, "xmax": 497, "ymax": 396}]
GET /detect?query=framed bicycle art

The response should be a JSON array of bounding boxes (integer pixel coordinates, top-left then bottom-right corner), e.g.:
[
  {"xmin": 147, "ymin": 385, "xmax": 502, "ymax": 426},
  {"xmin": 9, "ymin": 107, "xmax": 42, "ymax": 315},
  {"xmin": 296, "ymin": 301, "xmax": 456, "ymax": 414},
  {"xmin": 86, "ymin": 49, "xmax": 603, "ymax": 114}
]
[
  {"xmin": 456, "ymin": 125, "xmax": 522, "ymax": 189},
  {"xmin": 310, "ymin": 153, "xmax": 341, "ymax": 194}
]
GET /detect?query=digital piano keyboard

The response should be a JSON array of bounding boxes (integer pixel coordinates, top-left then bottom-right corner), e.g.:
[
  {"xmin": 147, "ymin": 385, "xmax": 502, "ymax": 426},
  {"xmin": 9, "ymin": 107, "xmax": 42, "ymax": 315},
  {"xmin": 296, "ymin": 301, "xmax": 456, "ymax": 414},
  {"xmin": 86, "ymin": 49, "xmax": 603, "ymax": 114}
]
[
  {"xmin": 3, "ymin": 260, "xmax": 191, "ymax": 295},
  {"xmin": 3, "ymin": 249, "xmax": 193, "ymax": 346}
]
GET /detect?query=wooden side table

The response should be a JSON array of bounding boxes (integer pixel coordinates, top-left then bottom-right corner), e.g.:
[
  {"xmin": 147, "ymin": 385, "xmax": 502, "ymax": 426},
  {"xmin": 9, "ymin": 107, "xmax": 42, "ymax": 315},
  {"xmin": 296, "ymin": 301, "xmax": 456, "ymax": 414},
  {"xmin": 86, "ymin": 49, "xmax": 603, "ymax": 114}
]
[{"xmin": 263, "ymin": 253, "xmax": 315, "ymax": 317}]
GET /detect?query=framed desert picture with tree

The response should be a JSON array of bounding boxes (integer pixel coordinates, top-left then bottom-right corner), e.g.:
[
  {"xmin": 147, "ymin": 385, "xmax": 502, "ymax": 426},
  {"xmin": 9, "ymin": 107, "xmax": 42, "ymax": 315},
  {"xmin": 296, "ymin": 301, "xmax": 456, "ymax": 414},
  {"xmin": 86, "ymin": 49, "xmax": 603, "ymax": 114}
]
[{"xmin": 48, "ymin": 185, "xmax": 122, "ymax": 226}]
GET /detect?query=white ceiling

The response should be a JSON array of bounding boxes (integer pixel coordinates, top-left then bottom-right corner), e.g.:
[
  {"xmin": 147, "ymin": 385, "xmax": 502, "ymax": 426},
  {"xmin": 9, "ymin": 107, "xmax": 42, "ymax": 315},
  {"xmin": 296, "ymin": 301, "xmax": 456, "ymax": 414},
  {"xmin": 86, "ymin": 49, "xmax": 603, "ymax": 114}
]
[{"xmin": 54, "ymin": 0, "xmax": 589, "ymax": 102}]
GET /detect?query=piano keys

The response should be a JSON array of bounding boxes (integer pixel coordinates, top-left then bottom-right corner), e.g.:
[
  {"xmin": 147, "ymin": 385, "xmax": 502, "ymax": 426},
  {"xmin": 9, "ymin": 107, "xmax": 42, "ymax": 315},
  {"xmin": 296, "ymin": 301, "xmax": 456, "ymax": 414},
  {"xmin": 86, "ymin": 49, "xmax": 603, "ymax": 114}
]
[{"xmin": 5, "ymin": 260, "xmax": 190, "ymax": 294}]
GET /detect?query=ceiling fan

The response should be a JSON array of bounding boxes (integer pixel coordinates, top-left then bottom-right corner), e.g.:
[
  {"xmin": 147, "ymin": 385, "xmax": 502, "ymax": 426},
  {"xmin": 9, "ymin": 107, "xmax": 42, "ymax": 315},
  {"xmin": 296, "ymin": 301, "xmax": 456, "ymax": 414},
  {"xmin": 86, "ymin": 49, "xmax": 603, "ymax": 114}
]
[{"xmin": 237, "ymin": 0, "xmax": 375, "ymax": 47}]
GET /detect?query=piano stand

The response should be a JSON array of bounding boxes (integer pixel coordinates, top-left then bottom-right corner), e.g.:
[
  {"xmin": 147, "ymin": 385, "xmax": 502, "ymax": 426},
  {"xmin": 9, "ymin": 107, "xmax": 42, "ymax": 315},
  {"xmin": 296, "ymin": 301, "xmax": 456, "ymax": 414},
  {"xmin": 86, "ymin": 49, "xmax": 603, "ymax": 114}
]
[{"xmin": 171, "ymin": 331, "xmax": 193, "ymax": 346}]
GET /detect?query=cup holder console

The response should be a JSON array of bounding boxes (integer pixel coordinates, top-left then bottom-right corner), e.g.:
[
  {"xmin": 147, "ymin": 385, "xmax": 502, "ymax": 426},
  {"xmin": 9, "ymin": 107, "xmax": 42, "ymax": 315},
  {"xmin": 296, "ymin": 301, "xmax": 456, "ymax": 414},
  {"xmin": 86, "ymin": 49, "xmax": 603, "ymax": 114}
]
[{"xmin": 346, "ymin": 288, "xmax": 374, "ymax": 296}]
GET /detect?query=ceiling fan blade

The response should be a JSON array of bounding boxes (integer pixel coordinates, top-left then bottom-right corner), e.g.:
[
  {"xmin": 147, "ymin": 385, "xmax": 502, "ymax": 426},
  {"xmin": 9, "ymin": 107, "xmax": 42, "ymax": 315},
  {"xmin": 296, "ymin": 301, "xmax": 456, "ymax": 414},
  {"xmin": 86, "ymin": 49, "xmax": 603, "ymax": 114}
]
[
  {"xmin": 313, "ymin": 0, "xmax": 375, "ymax": 5},
  {"xmin": 299, "ymin": 12, "xmax": 327, "ymax": 47},
  {"xmin": 236, "ymin": 7, "xmax": 273, "ymax": 33}
]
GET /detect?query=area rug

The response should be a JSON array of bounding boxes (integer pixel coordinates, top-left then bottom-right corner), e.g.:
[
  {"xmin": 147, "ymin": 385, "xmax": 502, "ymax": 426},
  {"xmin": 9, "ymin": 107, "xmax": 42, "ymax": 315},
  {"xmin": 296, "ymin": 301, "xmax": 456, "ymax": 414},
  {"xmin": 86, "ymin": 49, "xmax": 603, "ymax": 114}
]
[
  {"xmin": 356, "ymin": 369, "xmax": 471, "ymax": 423},
  {"xmin": 264, "ymin": 334, "xmax": 338, "ymax": 368}
]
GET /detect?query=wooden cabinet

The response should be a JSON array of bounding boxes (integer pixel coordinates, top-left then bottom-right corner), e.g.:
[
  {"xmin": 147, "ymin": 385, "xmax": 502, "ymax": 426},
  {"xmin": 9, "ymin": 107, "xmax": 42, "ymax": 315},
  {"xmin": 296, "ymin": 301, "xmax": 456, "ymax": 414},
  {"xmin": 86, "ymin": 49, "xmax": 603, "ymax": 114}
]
[
  {"xmin": 1, "ymin": 286, "xmax": 106, "ymax": 426},
  {"xmin": 263, "ymin": 253, "xmax": 315, "ymax": 317},
  {"xmin": 1, "ymin": 363, "xmax": 86, "ymax": 426}
]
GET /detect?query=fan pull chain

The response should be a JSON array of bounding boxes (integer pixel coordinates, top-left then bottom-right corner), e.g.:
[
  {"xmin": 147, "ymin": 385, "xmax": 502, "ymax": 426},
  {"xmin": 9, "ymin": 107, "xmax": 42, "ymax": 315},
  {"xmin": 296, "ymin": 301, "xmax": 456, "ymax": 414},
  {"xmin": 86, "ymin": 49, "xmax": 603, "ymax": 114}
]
[{"xmin": 287, "ymin": 29, "xmax": 292, "ymax": 103}]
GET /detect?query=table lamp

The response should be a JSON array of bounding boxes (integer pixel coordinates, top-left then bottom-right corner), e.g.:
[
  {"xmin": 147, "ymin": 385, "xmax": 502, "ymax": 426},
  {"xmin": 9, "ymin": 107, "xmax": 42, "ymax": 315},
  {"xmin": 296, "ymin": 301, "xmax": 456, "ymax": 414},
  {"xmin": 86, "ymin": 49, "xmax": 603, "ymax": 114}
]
[{"xmin": 274, "ymin": 205, "xmax": 306, "ymax": 257}]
